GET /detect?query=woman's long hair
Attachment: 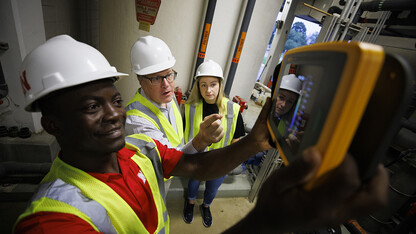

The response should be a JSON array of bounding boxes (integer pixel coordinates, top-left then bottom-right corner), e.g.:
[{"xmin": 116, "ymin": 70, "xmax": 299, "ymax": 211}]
[{"xmin": 187, "ymin": 76, "xmax": 225, "ymax": 114}]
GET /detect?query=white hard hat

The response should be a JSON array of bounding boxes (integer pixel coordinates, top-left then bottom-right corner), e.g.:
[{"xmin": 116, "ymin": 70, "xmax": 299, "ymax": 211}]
[
  {"xmin": 195, "ymin": 59, "xmax": 224, "ymax": 80},
  {"xmin": 20, "ymin": 35, "xmax": 128, "ymax": 112},
  {"xmin": 279, "ymin": 74, "xmax": 302, "ymax": 94},
  {"xmin": 130, "ymin": 36, "xmax": 176, "ymax": 75}
]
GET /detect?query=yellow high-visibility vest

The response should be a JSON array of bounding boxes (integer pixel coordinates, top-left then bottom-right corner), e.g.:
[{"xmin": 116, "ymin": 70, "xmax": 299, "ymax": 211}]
[
  {"xmin": 15, "ymin": 134, "xmax": 170, "ymax": 234},
  {"xmin": 184, "ymin": 98, "xmax": 240, "ymax": 151},
  {"xmin": 125, "ymin": 89, "xmax": 184, "ymax": 148}
]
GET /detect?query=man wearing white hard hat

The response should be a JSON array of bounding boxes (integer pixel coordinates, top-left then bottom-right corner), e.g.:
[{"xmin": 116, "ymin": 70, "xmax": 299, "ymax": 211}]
[
  {"xmin": 125, "ymin": 36, "xmax": 223, "ymax": 153},
  {"xmin": 14, "ymin": 35, "xmax": 388, "ymax": 234}
]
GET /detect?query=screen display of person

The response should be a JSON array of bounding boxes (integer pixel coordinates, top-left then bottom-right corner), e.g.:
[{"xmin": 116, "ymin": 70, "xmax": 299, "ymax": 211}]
[
  {"xmin": 269, "ymin": 49, "xmax": 349, "ymax": 167},
  {"xmin": 271, "ymin": 65, "xmax": 324, "ymax": 157}
]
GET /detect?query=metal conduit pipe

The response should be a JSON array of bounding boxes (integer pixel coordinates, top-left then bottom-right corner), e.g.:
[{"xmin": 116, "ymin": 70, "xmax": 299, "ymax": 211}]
[
  {"xmin": 374, "ymin": 11, "xmax": 391, "ymax": 42},
  {"xmin": 329, "ymin": 0, "xmax": 355, "ymax": 41},
  {"xmin": 340, "ymin": 0, "xmax": 363, "ymax": 40},
  {"xmin": 360, "ymin": 0, "xmax": 416, "ymax": 12},
  {"xmin": 339, "ymin": 0, "xmax": 355, "ymax": 20},
  {"xmin": 366, "ymin": 11, "xmax": 384, "ymax": 42},
  {"xmin": 358, "ymin": 27, "xmax": 369, "ymax": 41},
  {"xmin": 322, "ymin": 14, "xmax": 340, "ymax": 42},
  {"xmin": 190, "ymin": 0, "xmax": 217, "ymax": 89},
  {"xmin": 368, "ymin": 11, "xmax": 391, "ymax": 43},
  {"xmin": 224, "ymin": 0, "xmax": 256, "ymax": 96}
]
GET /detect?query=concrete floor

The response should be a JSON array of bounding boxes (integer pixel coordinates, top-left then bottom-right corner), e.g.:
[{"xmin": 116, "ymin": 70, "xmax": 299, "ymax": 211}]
[
  {"xmin": 167, "ymin": 197, "xmax": 255, "ymax": 233},
  {"xmin": 166, "ymin": 197, "xmax": 353, "ymax": 234}
]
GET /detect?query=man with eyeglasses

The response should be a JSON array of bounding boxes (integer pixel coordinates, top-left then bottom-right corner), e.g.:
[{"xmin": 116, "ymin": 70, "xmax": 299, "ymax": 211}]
[{"xmin": 126, "ymin": 36, "xmax": 224, "ymax": 153}]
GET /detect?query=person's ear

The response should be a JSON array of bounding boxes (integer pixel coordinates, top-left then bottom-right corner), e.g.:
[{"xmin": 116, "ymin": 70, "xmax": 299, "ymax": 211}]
[
  {"xmin": 41, "ymin": 115, "xmax": 61, "ymax": 136},
  {"xmin": 137, "ymin": 75, "xmax": 143, "ymax": 85}
]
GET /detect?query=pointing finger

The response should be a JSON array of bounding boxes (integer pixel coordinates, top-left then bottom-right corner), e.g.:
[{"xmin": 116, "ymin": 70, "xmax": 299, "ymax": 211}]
[{"xmin": 201, "ymin": 114, "xmax": 222, "ymax": 128}]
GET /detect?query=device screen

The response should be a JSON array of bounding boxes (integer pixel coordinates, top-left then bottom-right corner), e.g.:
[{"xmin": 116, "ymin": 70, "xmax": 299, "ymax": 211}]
[
  {"xmin": 269, "ymin": 51, "xmax": 347, "ymax": 164},
  {"xmin": 273, "ymin": 65, "xmax": 323, "ymax": 155}
]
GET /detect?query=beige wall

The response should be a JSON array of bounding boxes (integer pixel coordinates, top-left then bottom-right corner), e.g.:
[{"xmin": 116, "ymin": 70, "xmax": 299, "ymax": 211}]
[
  {"xmin": 99, "ymin": 0, "xmax": 282, "ymax": 102},
  {"xmin": 99, "ymin": 0, "xmax": 205, "ymax": 101},
  {"xmin": 226, "ymin": 0, "xmax": 282, "ymax": 100},
  {"xmin": 42, "ymin": 0, "xmax": 79, "ymax": 40}
]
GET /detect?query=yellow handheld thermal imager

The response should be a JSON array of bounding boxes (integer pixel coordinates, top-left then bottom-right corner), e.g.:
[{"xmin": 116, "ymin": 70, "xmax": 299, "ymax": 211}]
[{"xmin": 267, "ymin": 41, "xmax": 413, "ymax": 189}]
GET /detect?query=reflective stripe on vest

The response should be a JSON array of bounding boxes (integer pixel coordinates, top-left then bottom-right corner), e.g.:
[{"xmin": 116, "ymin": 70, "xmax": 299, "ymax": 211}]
[
  {"xmin": 184, "ymin": 98, "xmax": 240, "ymax": 151},
  {"xmin": 15, "ymin": 136, "xmax": 169, "ymax": 234},
  {"xmin": 125, "ymin": 135, "xmax": 166, "ymax": 206},
  {"xmin": 125, "ymin": 90, "xmax": 184, "ymax": 148},
  {"xmin": 125, "ymin": 134, "xmax": 169, "ymax": 233},
  {"xmin": 32, "ymin": 179, "xmax": 116, "ymax": 233}
]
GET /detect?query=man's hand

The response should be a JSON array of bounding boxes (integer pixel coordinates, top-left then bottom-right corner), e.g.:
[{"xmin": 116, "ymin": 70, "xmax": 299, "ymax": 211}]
[
  {"xmin": 192, "ymin": 114, "xmax": 224, "ymax": 152},
  {"xmin": 227, "ymin": 148, "xmax": 388, "ymax": 233}
]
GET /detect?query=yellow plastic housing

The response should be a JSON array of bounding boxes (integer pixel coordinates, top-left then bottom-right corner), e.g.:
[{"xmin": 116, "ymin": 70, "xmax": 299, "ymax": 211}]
[{"xmin": 267, "ymin": 41, "xmax": 385, "ymax": 189}]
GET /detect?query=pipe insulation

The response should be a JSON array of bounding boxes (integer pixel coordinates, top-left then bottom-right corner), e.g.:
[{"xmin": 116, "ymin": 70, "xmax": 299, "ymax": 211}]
[
  {"xmin": 191, "ymin": 0, "xmax": 217, "ymax": 89},
  {"xmin": 224, "ymin": 0, "xmax": 256, "ymax": 96}
]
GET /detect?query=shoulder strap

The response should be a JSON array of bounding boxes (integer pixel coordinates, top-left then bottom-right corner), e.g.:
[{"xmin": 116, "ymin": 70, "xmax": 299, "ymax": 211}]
[{"xmin": 125, "ymin": 134, "xmax": 169, "ymax": 233}]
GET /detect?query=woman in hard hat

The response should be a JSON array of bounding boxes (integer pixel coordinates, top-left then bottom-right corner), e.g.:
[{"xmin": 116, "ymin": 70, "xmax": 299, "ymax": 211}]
[
  {"xmin": 182, "ymin": 60, "xmax": 246, "ymax": 227},
  {"xmin": 274, "ymin": 74, "xmax": 303, "ymax": 149},
  {"xmin": 274, "ymin": 74, "xmax": 302, "ymax": 117}
]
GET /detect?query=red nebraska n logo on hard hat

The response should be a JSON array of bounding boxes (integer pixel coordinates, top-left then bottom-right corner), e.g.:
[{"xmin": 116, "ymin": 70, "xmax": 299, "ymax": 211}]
[{"xmin": 20, "ymin": 70, "xmax": 31, "ymax": 95}]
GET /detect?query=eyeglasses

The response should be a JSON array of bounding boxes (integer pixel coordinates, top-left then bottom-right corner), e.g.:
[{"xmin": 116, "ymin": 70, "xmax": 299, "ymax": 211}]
[{"xmin": 141, "ymin": 70, "xmax": 177, "ymax": 86}]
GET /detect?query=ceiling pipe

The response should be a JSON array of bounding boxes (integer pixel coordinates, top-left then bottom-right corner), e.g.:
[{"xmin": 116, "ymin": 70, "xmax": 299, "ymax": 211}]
[
  {"xmin": 359, "ymin": 0, "xmax": 416, "ymax": 12},
  {"xmin": 358, "ymin": 17, "xmax": 416, "ymax": 26},
  {"xmin": 354, "ymin": 0, "xmax": 416, "ymax": 24},
  {"xmin": 224, "ymin": 0, "xmax": 256, "ymax": 97},
  {"xmin": 190, "ymin": 0, "xmax": 217, "ymax": 89},
  {"xmin": 328, "ymin": 6, "xmax": 342, "ymax": 15}
]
